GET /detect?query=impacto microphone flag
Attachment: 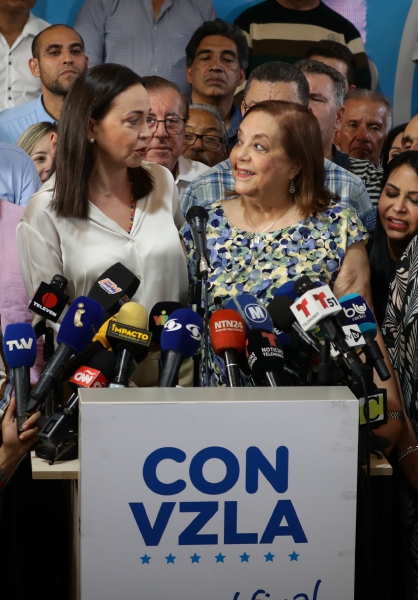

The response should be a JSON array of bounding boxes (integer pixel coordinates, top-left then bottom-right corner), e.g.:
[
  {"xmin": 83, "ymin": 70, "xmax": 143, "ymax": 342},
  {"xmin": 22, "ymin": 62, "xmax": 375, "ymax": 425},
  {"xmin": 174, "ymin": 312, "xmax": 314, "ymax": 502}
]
[
  {"xmin": 3, "ymin": 323, "xmax": 37, "ymax": 433},
  {"xmin": 27, "ymin": 297, "xmax": 105, "ymax": 414},
  {"xmin": 209, "ymin": 308, "xmax": 246, "ymax": 387},
  {"xmin": 87, "ymin": 263, "xmax": 140, "ymax": 320},
  {"xmin": 159, "ymin": 308, "xmax": 203, "ymax": 387},
  {"xmin": 225, "ymin": 293, "xmax": 274, "ymax": 334}
]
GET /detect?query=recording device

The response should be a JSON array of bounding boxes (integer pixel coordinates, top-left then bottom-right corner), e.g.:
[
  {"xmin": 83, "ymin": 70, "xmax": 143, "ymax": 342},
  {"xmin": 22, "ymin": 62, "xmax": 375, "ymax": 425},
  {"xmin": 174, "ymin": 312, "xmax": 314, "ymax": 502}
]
[
  {"xmin": 339, "ymin": 293, "xmax": 391, "ymax": 381},
  {"xmin": 159, "ymin": 308, "xmax": 203, "ymax": 387},
  {"xmin": 87, "ymin": 263, "xmax": 140, "ymax": 319},
  {"xmin": 26, "ymin": 297, "xmax": 105, "ymax": 414},
  {"xmin": 3, "ymin": 323, "xmax": 37, "ymax": 433},
  {"xmin": 106, "ymin": 302, "xmax": 151, "ymax": 388},
  {"xmin": 209, "ymin": 309, "xmax": 246, "ymax": 387},
  {"xmin": 225, "ymin": 294, "xmax": 274, "ymax": 334},
  {"xmin": 148, "ymin": 301, "xmax": 183, "ymax": 346},
  {"xmin": 38, "ymin": 350, "xmax": 117, "ymax": 451},
  {"xmin": 29, "ymin": 274, "xmax": 69, "ymax": 337},
  {"xmin": 186, "ymin": 206, "xmax": 210, "ymax": 278},
  {"xmin": 245, "ymin": 329, "xmax": 284, "ymax": 387}
]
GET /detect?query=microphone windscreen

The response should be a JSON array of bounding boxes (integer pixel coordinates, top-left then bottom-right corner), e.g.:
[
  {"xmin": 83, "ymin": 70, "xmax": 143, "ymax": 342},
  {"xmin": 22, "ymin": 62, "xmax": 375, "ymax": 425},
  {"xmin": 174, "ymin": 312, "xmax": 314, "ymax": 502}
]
[
  {"xmin": 186, "ymin": 206, "xmax": 209, "ymax": 223},
  {"xmin": 293, "ymin": 275, "xmax": 316, "ymax": 297},
  {"xmin": 3, "ymin": 323, "xmax": 37, "ymax": 368},
  {"xmin": 338, "ymin": 293, "xmax": 377, "ymax": 336},
  {"xmin": 209, "ymin": 309, "xmax": 246, "ymax": 355},
  {"xmin": 117, "ymin": 301, "xmax": 148, "ymax": 329},
  {"xmin": 245, "ymin": 329, "xmax": 284, "ymax": 378},
  {"xmin": 87, "ymin": 263, "xmax": 140, "ymax": 319},
  {"xmin": 225, "ymin": 294, "xmax": 273, "ymax": 333},
  {"xmin": 57, "ymin": 296, "xmax": 104, "ymax": 354},
  {"xmin": 70, "ymin": 350, "xmax": 117, "ymax": 389},
  {"xmin": 149, "ymin": 301, "xmax": 183, "ymax": 344},
  {"xmin": 160, "ymin": 308, "xmax": 203, "ymax": 358}
]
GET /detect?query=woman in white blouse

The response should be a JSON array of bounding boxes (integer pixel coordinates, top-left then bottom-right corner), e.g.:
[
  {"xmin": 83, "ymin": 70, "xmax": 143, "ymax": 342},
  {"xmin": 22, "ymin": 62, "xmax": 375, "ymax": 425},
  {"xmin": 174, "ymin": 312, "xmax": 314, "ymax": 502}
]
[{"xmin": 17, "ymin": 64, "xmax": 189, "ymax": 384}]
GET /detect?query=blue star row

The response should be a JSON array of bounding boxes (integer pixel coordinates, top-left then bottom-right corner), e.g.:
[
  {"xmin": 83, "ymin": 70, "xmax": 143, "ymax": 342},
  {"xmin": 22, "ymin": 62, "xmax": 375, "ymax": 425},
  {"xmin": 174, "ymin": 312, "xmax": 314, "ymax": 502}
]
[{"xmin": 140, "ymin": 551, "xmax": 300, "ymax": 564}]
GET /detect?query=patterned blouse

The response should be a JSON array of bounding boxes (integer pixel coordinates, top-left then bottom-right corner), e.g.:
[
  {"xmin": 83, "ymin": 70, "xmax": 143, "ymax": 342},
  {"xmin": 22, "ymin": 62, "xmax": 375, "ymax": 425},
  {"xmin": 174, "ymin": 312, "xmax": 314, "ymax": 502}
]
[{"xmin": 181, "ymin": 200, "xmax": 368, "ymax": 386}]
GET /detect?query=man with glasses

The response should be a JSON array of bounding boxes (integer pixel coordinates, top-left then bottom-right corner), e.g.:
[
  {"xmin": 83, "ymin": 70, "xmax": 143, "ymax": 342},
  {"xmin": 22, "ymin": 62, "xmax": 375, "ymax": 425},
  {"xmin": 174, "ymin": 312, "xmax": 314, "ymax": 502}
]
[
  {"xmin": 182, "ymin": 103, "xmax": 229, "ymax": 168},
  {"xmin": 143, "ymin": 76, "xmax": 209, "ymax": 204}
]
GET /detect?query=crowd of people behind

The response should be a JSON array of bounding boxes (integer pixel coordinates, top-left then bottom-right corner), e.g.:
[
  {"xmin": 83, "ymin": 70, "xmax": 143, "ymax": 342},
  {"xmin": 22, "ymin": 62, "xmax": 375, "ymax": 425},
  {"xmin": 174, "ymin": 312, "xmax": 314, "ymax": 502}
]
[{"xmin": 2, "ymin": 0, "xmax": 418, "ymax": 598}]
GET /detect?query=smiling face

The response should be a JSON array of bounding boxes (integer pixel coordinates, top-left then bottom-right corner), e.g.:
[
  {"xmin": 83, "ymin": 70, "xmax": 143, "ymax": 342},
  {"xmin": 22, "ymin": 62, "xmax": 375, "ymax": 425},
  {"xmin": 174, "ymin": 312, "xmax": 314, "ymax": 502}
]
[
  {"xmin": 187, "ymin": 35, "xmax": 245, "ymax": 103},
  {"xmin": 31, "ymin": 132, "xmax": 55, "ymax": 182},
  {"xmin": 335, "ymin": 98, "xmax": 390, "ymax": 165},
  {"xmin": 89, "ymin": 84, "xmax": 152, "ymax": 170},
  {"xmin": 230, "ymin": 110, "xmax": 300, "ymax": 202},
  {"xmin": 379, "ymin": 164, "xmax": 418, "ymax": 258},
  {"xmin": 144, "ymin": 88, "xmax": 187, "ymax": 173}
]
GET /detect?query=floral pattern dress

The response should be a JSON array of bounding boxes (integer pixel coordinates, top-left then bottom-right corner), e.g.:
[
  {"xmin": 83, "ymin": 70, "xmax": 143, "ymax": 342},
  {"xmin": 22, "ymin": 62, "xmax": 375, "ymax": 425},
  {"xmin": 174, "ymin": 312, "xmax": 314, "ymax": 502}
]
[
  {"xmin": 181, "ymin": 200, "xmax": 368, "ymax": 386},
  {"xmin": 383, "ymin": 236, "xmax": 418, "ymax": 600}
]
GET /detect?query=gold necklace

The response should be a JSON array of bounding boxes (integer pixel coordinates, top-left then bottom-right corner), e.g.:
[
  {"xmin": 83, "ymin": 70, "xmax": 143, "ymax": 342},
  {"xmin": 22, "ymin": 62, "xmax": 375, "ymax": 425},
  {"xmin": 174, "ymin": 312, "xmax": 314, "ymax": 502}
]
[{"xmin": 244, "ymin": 201, "xmax": 292, "ymax": 244}]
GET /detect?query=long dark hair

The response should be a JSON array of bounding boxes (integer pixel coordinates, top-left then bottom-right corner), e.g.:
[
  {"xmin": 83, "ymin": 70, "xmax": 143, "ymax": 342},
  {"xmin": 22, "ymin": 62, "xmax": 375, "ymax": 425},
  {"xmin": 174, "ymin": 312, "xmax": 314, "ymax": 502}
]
[
  {"xmin": 240, "ymin": 101, "xmax": 332, "ymax": 217},
  {"xmin": 380, "ymin": 122, "xmax": 407, "ymax": 168},
  {"xmin": 52, "ymin": 63, "xmax": 154, "ymax": 220}
]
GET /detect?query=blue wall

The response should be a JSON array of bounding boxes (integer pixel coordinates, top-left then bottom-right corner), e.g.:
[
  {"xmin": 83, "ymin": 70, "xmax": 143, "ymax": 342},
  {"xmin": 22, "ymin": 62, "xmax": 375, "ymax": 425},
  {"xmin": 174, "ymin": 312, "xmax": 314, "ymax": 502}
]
[{"xmin": 32, "ymin": 0, "xmax": 418, "ymax": 122}]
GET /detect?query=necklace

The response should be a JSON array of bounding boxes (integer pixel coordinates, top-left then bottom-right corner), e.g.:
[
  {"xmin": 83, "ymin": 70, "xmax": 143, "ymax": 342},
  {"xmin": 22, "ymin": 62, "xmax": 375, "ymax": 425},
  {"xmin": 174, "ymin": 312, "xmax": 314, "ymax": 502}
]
[
  {"xmin": 244, "ymin": 201, "xmax": 292, "ymax": 244},
  {"xmin": 128, "ymin": 180, "xmax": 135, "ymax": 234}
]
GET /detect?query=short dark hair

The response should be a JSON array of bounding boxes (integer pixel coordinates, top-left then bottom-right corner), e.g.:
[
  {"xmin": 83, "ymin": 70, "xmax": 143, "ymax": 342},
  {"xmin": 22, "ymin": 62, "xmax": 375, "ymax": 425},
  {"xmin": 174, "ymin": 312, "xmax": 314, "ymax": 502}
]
[
  {"xmin": 305, "ymin": 39, "xmax": 356, "ymax": 86},
  {"xmin": 295, "ymin": 58, "xmax": 346, "ymax": 108},
  {"xmin": 32, "ymin": 24, "xmax": 84, "ymax": 59},
  {"xmin": 380, "ymin": 123, "xmax": 407, "ymax": 168},
  {"xmin": 142, "ymin": 76, "xmax": 189, "ymax": 119},
  {"xmin": 186, "ymin": 18, "xmax": 249, "ymax": 70},
  {"xmin": 244, "ymin": 61, "xmax": 310, "ymax": 108},
  {"xmin": 52, "ymin": 64, "xmax": 153, "ymax": 220},
  {"xmin": 241, "ymin": 101, "xmax": 331, "ymax": 217},
  {"xmin": 344, "ymin": 89, "xmax": 392, "ymax": 132}
]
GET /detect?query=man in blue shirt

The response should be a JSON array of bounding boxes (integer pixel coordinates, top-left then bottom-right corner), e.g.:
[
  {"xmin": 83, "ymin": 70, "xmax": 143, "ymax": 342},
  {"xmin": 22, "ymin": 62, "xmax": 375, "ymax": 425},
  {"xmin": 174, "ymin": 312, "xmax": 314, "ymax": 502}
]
[
  {"xmin": 181, "ymin": 61, "xmax": 375, "ymax": 232},
  {"xmin": 0, "ymin": 141, "xmax": 40, "ymax": 205},
  {"xmin": 0, "ymin": 24, "xmax": 88, "ymax": 145},
  {"xmin": 186, "ymin": 19, "xmax": 248, "ymax": 149}
]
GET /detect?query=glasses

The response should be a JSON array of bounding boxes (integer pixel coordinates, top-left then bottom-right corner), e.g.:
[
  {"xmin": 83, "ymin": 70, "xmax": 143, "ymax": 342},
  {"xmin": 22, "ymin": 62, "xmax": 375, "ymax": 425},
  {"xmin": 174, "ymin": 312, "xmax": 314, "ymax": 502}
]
[
  {"xmin": 146, "ymin": 117, "xmax": 186, "ymax": 135},
  {"xmin": 183, "ymin": 133, "xmax": 224, "ymax": 149}
]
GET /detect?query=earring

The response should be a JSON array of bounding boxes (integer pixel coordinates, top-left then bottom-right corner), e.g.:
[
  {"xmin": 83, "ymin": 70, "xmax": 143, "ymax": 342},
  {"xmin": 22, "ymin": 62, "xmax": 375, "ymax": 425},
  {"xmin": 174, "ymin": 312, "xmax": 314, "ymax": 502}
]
[
  {"xmin": 289, "ymin": 180, "xmax": 295, "ymax": 194},
  {"xmin": 89, "ymin": 138, "xmax": 94, "ymax": 143}
]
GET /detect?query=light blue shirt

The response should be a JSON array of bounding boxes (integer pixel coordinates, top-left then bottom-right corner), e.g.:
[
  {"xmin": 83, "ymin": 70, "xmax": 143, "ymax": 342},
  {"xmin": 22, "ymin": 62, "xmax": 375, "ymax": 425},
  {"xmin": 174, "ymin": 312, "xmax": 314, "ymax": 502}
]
[
  {"xmin": 0, "ymin": 142, "xmax": 41, "ymax": 206},
  {"xmin": 75, "ymin": 0, "xmax": 217, "ymax": 95},
  {"xmin": 0, "ymin": 94, "xmax": 55, "ymax": 145}
]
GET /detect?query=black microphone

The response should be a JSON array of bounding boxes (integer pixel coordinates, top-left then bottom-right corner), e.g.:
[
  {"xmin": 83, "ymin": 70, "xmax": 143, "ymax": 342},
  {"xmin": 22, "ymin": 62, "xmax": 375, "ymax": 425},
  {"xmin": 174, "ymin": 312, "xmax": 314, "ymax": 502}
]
[
  {"xmin": 186, "ymin": 206, "xmax": 210, "ymax": 278},
  {"xmin": 267, "ymin": 295, "xmax": 320, "ymax": 353},
  {"xmin": 87, "ymin": 263, "xmax": 140, "ymax": 320},
  {"xmin": 245, "ymin": 330, "xmax": 285, "ymax": 387},
  {"xmin": 29, "ymin": 274, "xmax": 70, "ymax": 337},
  {"xmin": 148, "ymin": 301, "xmax": 183, "ymax": 346}
]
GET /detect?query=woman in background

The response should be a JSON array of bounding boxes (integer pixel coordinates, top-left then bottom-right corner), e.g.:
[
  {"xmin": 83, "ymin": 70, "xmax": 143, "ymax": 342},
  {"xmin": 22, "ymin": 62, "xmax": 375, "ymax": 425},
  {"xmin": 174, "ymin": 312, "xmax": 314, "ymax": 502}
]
[{"xmin": 17, "ymin": 122, "xmax": 57, "ymax": 183}]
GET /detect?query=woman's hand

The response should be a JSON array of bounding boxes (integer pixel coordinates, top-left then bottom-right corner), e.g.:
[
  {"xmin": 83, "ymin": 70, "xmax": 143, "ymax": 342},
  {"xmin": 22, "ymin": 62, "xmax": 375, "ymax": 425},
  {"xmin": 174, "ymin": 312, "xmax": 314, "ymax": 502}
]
[{"xmin": 0, "ymin": 397, "xmax": 41, "ymax": 476}]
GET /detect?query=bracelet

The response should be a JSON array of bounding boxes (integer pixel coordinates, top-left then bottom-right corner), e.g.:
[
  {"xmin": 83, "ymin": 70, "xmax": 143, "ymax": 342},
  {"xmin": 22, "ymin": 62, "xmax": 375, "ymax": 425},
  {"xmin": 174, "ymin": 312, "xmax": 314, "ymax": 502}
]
[
  {"xmin": 398, "ymin": 446, "xmax": 418, "ymax": 462},
  {"xmin": 388, "ymin": 411, "xmax": 405, "ymax": 421},
  {"xmin": 0, "ymin": 466, "xmax": 10, "ymax": 483}
]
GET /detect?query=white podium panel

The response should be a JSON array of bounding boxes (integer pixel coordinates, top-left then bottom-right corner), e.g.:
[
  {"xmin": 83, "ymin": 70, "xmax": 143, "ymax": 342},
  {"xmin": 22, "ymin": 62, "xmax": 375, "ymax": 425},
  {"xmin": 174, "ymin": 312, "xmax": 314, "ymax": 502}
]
[{"xmin": 79, "ymin": 387, "xmax": 358, "ymax": 600}]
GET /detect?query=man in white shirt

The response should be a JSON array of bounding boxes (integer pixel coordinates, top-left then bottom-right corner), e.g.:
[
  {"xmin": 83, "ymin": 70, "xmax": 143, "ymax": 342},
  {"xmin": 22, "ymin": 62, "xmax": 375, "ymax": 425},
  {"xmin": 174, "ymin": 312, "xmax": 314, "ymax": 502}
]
[
  {"xmin": 0, "ymin": 0, "xmax": 49, "ymax": 111},
  {"xmin": 143, "ymin": 76, "xmax": 210, "ymax": 204}
]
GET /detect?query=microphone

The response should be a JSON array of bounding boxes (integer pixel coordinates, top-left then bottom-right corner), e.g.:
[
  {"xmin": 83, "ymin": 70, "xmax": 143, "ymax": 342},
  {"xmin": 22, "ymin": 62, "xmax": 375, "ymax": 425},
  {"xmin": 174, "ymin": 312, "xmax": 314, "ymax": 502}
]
[
  {"xmin": 29, "ymin": 274, "xmax": 70, "ymax": 337},
  {"xmin": 3, "ymin": 323, "xmax": 37, "ymax": 433},
  {"xmin": 245, "ymin": 330, "xmax": 284, "ymax": 387},
  {"xmin": 291, "ymin": 276, "xmax": 365, "ymax": 378},
  {"xmin": 225, "ymin": 294, "xmax": 274, "ymax": 334},
  {"xmin": 27, "ymin": 297, "xmax": 105, "ymax": 413},
  {"xmin": 339, "ymin": 293, "xmax": 391, "ymax": 381},
  {"xmin": 148, "ymin": 301, "xmax": 183, "ymax": 346},
  {"xmin": 87, "ymin": 263, "xmax": 140, "ymax": 320},
  {"xmin": 159, "ymin": 308, "xmax": 203, "ymax": 387},
  {"xmin": 106, "ymin": 302, "xmax": 151, "ymax": 388},
  {"xmin": 38, "ymin": 350, "xmax": 117, "ymax": 448},
  {"xmin": 186, "ymin": 206, "xmax": 210, "ymax": 278},
  {"xmin": 209, "ymin": 309, "xmax": 246, "ymax": 387},
  {"xmin": 267, "ymin": 295, "xmax": 320, "ymax": 353}
]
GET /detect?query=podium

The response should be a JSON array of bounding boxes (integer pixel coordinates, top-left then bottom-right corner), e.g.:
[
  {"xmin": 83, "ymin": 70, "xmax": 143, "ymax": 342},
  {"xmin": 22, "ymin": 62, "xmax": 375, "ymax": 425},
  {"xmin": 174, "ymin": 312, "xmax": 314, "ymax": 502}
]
[{"xmin": 78, "ymin": 386, "xmax": 359, "ymax": 600}]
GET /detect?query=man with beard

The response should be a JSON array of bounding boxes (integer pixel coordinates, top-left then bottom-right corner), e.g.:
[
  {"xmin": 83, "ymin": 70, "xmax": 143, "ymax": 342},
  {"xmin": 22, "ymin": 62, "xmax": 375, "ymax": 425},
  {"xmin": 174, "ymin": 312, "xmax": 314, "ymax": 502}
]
[
  {"xmin": 182, "ymin": 103, "xmax": 228, "ymax": 168},
  {"xmin": 0, "ymin": 24, "xmax": 88, "ymax": 145}
]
